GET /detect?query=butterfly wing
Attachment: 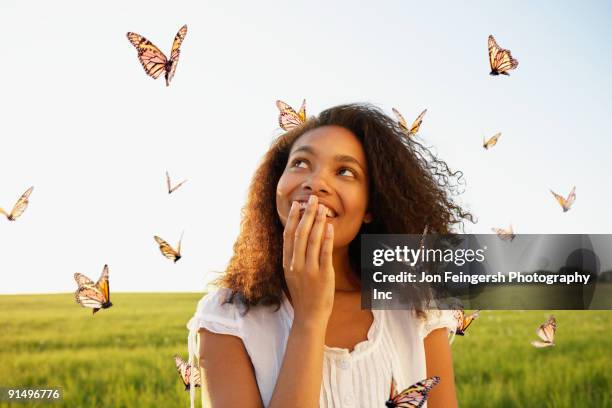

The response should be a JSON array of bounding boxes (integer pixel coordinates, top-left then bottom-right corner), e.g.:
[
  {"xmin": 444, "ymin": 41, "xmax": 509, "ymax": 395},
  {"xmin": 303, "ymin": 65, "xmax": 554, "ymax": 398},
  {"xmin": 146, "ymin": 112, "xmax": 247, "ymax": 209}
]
[
  {"xmin": 154, "ymin": 235, "xmax": 180, "ymax": 262},
  {"xmin": 276, "ymin": 100, "xmax": 306, "ymax": 131},
  {"xmin": 95, "ymin": 265, "xmax": 110, "ymax": 305},
  {"xmin": 532, "ymin": 316, "xmax": 556, "ymax": 347},
  {"xmin": 460, "ymin": 310, "xmax": 480, "ymax": 334},
  {"xmin": 7, "ymin": 186, "xmax": 34, "ymax": 220},
  {"xmin": 174, "ymin": 355, "xmax": 201, "ymax": 390},
  {"xmin": 389, "ymin": 376, "xmax": 440, "ymax": 408},
  {"xmin": 392, "ymin": 108, "xmax": 409, "ymax": 134},
  {"xmin": 177, "ymin": 231, "xmax": 184, "ymax": 256},
  {"xmin": 166, "ymin": 24, "xmax": 188, "ymax": 86},
  {"xmin": 127, "ymin": 32, "xmax": 168, "ymax": 80},
  {"xmin": 297, "ymin": 99, "xmax": 307, "ymax": 122},
  {"xmin": 74, "ymin": 273, "xmax": 95, "ymax": 287},
  {"xmin": 488, "ymin": 35, "xmax": 518, "ymax": 75},
  {"xmin": 550, "ymin": 189, "xmax": 568, "ymax": 210},
  {"xmin": 166, "ymin": 171, "xmax": 172, "ymax": 194},
  {"xmin": 75, "ymin": 285, "xmax": 105, "ymax": 312},
  {"xmin": 492, "ymin": 226, "xmax": 515, "ymax": 241},
  {"xmin": 483, "ymin": 132, "xmax": 501, "ymax": 149},
  {"xmin": 565, "ymin": 186, "xmax": 576, "ymax": 210},
  {"xmin": 409, "ymin": 109, "xmax": 427, "ymax": 136}
]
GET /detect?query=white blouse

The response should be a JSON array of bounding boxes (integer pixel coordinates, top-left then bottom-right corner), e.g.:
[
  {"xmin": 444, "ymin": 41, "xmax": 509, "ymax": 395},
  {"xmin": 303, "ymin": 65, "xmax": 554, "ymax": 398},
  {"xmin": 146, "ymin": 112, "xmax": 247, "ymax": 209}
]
[{"xmin": 186, "ymin": 288, "xmax": 456, "ymax": 408}]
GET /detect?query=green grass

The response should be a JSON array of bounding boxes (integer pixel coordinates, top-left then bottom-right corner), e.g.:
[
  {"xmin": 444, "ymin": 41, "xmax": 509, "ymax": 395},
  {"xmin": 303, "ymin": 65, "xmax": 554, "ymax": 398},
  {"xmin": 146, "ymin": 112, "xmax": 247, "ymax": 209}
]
[
  {"xmin": 0, "ymin": 294, "xmax": 610, "ymax": 407},
  {"xmin": 0, "ymin": 293, "xmax": 202, "ymax": 408}
]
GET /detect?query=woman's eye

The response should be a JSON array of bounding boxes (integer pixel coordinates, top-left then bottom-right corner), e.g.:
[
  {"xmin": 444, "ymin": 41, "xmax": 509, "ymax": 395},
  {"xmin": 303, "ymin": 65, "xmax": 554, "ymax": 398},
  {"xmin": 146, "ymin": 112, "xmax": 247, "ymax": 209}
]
[
  {"xmin": 291, "ymin": 159, "xmax": 308, "ymax": 168},
  {"xmin": 338, "ymin": 168, "xmax": 356, "ymax": 177}
]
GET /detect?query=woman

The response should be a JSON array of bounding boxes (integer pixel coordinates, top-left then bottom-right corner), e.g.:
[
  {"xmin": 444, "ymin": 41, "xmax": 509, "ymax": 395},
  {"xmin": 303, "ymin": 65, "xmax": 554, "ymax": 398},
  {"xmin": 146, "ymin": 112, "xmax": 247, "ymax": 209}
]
[{"xmin": 187, "ymin": 103, "xmax": 472, "ymax": 407}]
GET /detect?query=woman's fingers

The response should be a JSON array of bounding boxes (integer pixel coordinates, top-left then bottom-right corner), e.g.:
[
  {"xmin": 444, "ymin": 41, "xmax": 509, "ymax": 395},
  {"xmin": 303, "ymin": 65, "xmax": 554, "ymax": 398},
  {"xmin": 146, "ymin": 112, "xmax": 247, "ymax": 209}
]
[
  {"xmin": 282, "ymin": 201, "xmax": 299, "ymax": 273},
  {"xmin": 305, "ymin": 203, "xmax": 327, "ymax": 269},
  {"xmin": 320, "ymin": 223, "xmax": 334, "ymax": 274},
  {"xmin": 291, "ymin": 195, "xmax": 319, "ymax": 270}
]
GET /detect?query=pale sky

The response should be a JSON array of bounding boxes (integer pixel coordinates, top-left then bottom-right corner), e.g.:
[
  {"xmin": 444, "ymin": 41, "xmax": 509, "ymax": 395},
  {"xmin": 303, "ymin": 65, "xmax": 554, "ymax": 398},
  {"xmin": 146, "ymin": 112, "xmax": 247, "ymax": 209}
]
[{"xmin": 1, "ymin": 0, "xmax": 611, "ymax": 294}]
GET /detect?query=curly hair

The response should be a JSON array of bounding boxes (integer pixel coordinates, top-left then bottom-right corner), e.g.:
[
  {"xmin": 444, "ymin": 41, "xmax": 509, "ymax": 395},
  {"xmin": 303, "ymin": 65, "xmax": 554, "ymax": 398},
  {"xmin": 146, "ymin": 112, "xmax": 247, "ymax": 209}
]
[{"xmin": 214, "ymin": 103, "xmax": 474, "ymax": 313}]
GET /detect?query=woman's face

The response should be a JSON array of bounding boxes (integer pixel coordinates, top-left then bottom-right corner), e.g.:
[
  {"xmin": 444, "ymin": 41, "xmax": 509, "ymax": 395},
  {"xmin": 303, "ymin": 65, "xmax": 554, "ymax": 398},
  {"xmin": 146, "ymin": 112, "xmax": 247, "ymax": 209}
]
[{"xmin": 276, "ymin": 125, "xmax": 371, "ymax": 248}]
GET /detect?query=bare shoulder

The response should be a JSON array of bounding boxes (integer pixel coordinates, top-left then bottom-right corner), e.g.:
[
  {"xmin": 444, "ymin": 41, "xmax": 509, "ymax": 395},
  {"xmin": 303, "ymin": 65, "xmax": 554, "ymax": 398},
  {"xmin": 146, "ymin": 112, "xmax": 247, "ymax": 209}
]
[{"xmin": 199, "ymin": 328, "xmax": 264, "ymax": 408}]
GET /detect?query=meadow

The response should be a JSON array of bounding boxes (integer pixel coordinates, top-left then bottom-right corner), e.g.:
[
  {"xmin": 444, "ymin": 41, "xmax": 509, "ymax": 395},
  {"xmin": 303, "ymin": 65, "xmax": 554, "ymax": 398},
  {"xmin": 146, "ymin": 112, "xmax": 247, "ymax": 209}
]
[{"xmin": 0, "ymin": 293, "xmax": 610, "ymax": 407}]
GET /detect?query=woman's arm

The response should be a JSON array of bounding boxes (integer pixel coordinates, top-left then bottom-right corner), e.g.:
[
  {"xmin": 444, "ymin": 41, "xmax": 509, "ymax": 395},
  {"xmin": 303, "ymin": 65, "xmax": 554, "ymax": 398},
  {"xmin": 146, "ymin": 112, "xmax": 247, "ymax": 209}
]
[
  {"xmin": 199, "ymin": 328, "xmax": 264, "ymax": 408},
  {"xmin": 424, "ymin": 328, "xmax": 458, "ymax": 408},
  {"xmin": 199, "ymin": 320, "xmax": 328, "ymax": 408}
]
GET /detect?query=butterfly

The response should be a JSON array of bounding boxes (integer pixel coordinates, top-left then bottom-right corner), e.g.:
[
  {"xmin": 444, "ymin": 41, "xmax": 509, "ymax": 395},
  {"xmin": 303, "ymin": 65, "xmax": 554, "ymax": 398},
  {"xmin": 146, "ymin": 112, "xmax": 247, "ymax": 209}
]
[
  {"xmin": 483, "ymin": 132, "xmax": 502, "ymax": 149},
  {"xmin": 276, "ymin": 99, "xmax": 306, "ymax": 131},
  {"xmin": 166, "ymin": 171, "xmax": 187, "ymax": 194},
  {"xmin": 550, "ymin": 186, "xmax": 576, "ymax": 212},
  {"xmin": 531, "ymin": 315, "xmax": 556, "ymax": 348},
  {"xmin": 0, "ymin": 186, "xmax": 34, "ymax": 221},
  {"xmin": 492, "ymin": 225, "xmax": 515, "ymax": 241},
  {"xmin": 392, "ymin": 108, "xmax": 427, "ymax": 137},
  {"xmin": 73, "ymin": 265, "xmax": 112, "ymax": 314},
  {"xmin": 174, "ymin": 355, "xmax": 201, "ymax": 390},
  {"xmin": 154, "ymin": 232, "xmax": 184, "ymax": 262},
  {"xmin": 385, "ymin": 376, "xmax": 440, "ymax": 408},
  {"xmin": 126, "ymin": 25, "xmax": 188, "ymax": 86},
  {"xmin": 488, "ymin": 35, "xmax": 519, "ymax": 76},
  {"xmin": 453, "ymin": 308, "xmax": 480, "ymax": 336}
]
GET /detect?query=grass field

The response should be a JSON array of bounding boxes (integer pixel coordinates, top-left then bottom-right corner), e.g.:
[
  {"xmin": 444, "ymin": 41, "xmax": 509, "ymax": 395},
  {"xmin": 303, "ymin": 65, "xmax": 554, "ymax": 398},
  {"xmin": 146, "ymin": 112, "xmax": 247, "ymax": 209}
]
[{"xmin": 0, "ymin": 293, "xmax": 610, "ymax": 407}]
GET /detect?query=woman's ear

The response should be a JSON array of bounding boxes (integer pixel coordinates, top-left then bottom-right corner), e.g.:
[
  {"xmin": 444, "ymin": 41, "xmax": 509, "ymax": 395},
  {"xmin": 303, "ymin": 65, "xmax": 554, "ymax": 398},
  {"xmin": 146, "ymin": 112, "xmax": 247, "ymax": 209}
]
[{"xmin": 363, "ymin": 212, "xmax": 373, "ymax": 224}]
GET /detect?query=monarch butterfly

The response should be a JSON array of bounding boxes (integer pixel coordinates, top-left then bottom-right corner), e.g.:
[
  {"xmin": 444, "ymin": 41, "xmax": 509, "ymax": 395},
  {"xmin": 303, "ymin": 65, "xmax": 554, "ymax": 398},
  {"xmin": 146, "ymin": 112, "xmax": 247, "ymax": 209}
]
[
  {"xmin": 126, "ymin": 25, "xmax": 188, "ymax": 86},
  {"xmin": 550, "ymin": 186, "xmax": 576, "ymax": 212},
  {"xmin": 173, "ymin": 355, "xmax": 201, "ymax": 390},
  {"xmin": 276, "ymin": 99, "xmax": 306, "ymax": 131},
  {"xmin": 531, "ymin": 315, "xmax": 556, "ymax": 348},
  {"xmin": 154, "ymin": 232, "xmax": 184, "ymax": 262},
  {"xmin": 392, "ymin": 108, "xmax": 427, "ymax": 137},
  {"xmin": 492, "ymin": 225, "xmax": 515, "ymax": 241},
  {"xmin": 483, "ymin": 132, "xmax": 502, "ymax": 149},
  {"xmin": 488, "ymin": 35, "xmax": 519, "ymax": 76},
  {"xmin": 453, "ymin": 308, "xmax": 480, "ymax": 336},
  {"xmin": 0, "ymin": 186, "xmax": 34, "ymax": 221},
  {"xmin": 386, "ymin": 376, "xmax": 440, "ymax": 408},
  {"xmin": 73, "ymin": 265, "xmax": 112, "ymax": 314},
  {"xmin": 166, "ymin": 171, "xmax": 187, "ymax": 194}
]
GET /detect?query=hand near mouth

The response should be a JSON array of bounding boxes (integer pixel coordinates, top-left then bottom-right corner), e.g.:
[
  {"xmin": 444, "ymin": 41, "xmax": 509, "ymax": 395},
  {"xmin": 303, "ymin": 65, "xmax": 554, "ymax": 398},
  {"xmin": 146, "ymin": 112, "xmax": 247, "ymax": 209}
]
[{"xmin": 282, "ymin": 194, "xmax": 335, "ymax": 327}]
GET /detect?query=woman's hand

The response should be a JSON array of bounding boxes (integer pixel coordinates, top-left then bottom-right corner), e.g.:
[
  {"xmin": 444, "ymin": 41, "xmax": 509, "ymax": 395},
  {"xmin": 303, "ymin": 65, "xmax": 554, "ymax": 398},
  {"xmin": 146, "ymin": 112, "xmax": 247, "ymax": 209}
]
[{"xmin": 282, "ymin": 194, "xmax": 335, "ymax": 328}]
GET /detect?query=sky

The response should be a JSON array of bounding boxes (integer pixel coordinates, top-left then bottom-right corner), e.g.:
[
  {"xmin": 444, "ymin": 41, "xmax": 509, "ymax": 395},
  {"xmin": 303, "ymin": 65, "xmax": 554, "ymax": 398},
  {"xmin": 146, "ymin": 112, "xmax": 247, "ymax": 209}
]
[{"xmin": 1, "ymin": 0, "xmax": 611, "ymax": 294}]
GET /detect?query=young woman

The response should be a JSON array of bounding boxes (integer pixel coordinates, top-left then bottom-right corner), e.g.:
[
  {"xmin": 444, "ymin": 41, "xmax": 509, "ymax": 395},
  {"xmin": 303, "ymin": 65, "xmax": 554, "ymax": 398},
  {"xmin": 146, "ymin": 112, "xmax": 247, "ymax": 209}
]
[{"xmin": 187, "ymin": 103, "xmax": 472, "ymax": 407}]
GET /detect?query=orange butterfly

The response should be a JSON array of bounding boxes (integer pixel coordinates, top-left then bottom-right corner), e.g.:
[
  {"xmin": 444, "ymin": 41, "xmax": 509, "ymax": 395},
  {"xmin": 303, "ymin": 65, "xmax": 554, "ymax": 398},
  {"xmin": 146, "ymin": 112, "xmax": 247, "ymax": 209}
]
[
  {"xmin": 154, "ymin": 232, "xmax": 184, "ymax": 262},
  {"xmin": 531, "ymin": 315, "xmax": 556, "ymax": 348},
  {"xmin": 276, "ymin": 99, "xmax": 306, "ymax": 131},
  {"xmin": 0, "ymin": 186, "xmax": 33, "ymax": 221},
  {"xmin": 550, "ymin": 186, "xmax": 576, "ymax": 212},
  {"xmin": 488, "ymin": 35, "xmax": 518, "ymax": 76},
  {"xmin": 127, "ymin": 25, "xmax": 188, "ymax": 86},
  {"xmin": 483, "ymin": 132, "xmax": 501, "ymax": 149},
  {"xmin": 166, "ymin": 171, "xmax": 187, "ymax": 194},
  {"xmin": 386, "ymin": 376, "xmax": 440, "ymax": 408},
  {"xmin": 174, "ymin": 355, "xmax": 201, "ymax": 390},
  {"xmin": 453, "ymin": 308, "xmax": 480, "ymax": 336},
  {"xmin": 492, "ymin": 225, "xmax": 515, "ymax": 241},
  {"xmin": 74, "ymin": 265, "xmax": 112, "ymax": 314},
  {"xmin": 392, "ymin": 108, "xmax": 427, "ymax": 137}
]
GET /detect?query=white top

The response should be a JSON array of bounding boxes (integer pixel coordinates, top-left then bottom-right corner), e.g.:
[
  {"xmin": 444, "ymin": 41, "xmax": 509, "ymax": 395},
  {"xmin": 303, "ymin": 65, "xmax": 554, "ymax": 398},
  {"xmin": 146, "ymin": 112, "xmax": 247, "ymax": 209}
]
[{"xmin": 186, "ymin": 288, "xmax": 456, "ymax": 408}]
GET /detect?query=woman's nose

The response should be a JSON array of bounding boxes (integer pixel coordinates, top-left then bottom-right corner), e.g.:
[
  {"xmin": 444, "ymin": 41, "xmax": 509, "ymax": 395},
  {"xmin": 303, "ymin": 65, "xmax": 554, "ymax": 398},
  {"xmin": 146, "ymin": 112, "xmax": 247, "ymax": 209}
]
[{"xmin": 302, "ymin": 171, "xmax": 330, "ymax": 194}]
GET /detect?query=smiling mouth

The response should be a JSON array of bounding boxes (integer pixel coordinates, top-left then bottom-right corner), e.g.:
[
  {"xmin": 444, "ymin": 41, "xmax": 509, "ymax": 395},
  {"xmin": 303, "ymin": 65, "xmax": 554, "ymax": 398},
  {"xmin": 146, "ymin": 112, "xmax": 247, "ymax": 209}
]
[{"xmin": 297, "ymin": 201, "xmax": 337, "ymax": 218}]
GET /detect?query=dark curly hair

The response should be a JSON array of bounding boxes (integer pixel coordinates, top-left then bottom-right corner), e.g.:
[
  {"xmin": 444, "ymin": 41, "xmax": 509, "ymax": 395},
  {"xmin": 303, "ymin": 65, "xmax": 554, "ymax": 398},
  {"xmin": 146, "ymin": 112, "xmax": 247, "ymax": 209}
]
[{"xmin": 214, "ymin": 103, "xmax": 474, "ymax": 313}]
